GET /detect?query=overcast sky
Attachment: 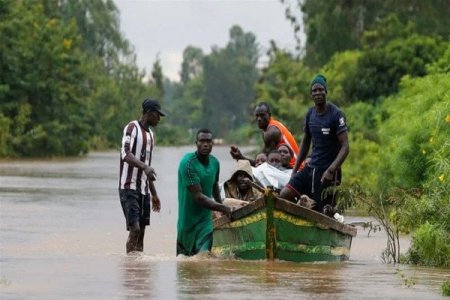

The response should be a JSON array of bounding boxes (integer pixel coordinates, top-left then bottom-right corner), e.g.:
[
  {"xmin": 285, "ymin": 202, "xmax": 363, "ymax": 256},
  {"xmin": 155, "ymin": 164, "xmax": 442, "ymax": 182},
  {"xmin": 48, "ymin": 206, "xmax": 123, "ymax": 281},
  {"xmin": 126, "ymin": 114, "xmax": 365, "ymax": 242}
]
[{"xmin": 115, "ymin": 0, "xmax": 303, "ymax": 81}]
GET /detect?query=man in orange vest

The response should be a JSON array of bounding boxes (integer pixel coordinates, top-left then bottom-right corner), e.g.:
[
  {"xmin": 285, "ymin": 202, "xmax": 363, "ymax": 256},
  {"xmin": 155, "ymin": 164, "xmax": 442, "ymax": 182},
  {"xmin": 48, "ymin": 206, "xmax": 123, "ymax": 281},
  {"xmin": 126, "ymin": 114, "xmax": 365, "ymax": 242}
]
[{"xmin": 230, "ymin": 102, "xmax": 299, "ymax": 168}]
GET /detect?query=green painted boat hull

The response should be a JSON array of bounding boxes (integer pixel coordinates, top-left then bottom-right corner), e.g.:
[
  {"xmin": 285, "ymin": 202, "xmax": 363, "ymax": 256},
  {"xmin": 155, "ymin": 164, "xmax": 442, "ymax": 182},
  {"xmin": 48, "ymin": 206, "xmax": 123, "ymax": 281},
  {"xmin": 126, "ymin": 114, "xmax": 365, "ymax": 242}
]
[{"xmin": 212, "ymin": 191, "xmax": 356, "ymax": 262}]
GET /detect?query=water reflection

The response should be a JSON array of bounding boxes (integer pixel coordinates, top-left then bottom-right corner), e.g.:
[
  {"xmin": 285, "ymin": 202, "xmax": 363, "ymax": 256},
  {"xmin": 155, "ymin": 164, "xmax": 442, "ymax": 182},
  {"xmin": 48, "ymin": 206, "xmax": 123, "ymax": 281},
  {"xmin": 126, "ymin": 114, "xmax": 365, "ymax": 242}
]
[
  {"xmin": 174, "ymin": 258, "xmax": 345, "ymax": 299},
  {"xmin": 176, "ymin": 256, "xmax": 217, "ymax": 297},
  {"xmin": 120, "ymin": 255, "xmax": 155, "ymax": 299}
]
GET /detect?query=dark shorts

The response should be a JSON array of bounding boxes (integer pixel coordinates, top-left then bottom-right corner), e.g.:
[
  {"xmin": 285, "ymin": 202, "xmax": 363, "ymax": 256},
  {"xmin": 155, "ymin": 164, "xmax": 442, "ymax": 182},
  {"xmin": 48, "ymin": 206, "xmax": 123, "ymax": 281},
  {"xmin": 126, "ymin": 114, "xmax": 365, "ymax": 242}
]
[
  {"xmin": 119, "ymin": 189, "xmax": 150, "ymax": 231},
  {"xmin": 285, "ymin": 166, "xmax": 341, "ymax": 212}
]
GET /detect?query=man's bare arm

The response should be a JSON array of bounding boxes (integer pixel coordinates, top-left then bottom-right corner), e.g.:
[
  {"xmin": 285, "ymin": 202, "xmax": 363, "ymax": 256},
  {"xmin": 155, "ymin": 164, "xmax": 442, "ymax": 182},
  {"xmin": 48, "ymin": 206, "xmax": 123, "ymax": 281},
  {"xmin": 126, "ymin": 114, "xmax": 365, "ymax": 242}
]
[
  {"xmin": 230, "ymin": 145, "xmax": 256, "ymax": 166},
  {"xmin": 212, "ymin": 182, "xmax": 222, "ymax": 204},
  {"xmin": 124, "ymin": 153, "xmax": 156, "ymax": 181},
  {"xmin": 188, "ymin": 184, "xmax": 230, "ymax": 215},
  {"xmin": 262, "ymin": 126, "xmax": 281, "ymax": 154},
  {"xmin": 330, "ymin": 131, "xmax": 349, "ymax": 172},
  {"xmin": 292, "ymin": 131, "xmax": 311, "ymax": 174}
]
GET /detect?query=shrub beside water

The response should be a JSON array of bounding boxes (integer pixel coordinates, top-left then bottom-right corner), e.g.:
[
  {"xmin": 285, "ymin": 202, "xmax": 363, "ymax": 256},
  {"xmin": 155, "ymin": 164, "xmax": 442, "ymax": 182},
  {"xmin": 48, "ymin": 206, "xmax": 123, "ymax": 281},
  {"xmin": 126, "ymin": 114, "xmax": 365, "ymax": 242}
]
[
  {"xmin": 442, "ymin": 279, "xmax": 450, "ymax": 296},
  {"xmin": 405, "ymin": 222, "xmax": 450, "ymax": 267}
]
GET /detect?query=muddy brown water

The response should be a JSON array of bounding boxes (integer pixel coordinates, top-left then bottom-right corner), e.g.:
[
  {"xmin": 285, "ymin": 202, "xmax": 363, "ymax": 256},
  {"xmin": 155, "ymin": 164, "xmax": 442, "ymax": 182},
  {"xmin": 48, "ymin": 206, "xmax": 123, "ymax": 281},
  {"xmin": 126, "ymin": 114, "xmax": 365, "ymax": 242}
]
[{"xmin": 1, "ymin": 146, "xmax": 448, "ymax": 299}]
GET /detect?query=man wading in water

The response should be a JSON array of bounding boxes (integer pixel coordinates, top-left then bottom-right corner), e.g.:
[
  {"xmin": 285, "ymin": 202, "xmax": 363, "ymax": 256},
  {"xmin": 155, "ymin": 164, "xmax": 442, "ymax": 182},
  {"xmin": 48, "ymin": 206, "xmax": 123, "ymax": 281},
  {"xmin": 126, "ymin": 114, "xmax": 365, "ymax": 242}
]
[{"xmin": 119, "ymin": 98, "xmax": 166, "ymax": 254}]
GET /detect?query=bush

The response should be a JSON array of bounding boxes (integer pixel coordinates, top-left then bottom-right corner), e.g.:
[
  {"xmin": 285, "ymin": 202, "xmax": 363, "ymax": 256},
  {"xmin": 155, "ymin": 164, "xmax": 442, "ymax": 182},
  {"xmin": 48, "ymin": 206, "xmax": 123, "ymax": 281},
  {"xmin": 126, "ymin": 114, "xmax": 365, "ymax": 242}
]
[
  {"xmin": 406, "ymin": 222, "xmax": 450, "ymax": 267},
  {"xmin": 153, "ymin": 124, "xmax": 194, "ymax": 146},
  {"xmin": 225, "ymin": 124, "xmax": 258, "ymax": 145},
  {"xmin": 442, "ymin": 279, "xmax": 450, "ymax": 296}
]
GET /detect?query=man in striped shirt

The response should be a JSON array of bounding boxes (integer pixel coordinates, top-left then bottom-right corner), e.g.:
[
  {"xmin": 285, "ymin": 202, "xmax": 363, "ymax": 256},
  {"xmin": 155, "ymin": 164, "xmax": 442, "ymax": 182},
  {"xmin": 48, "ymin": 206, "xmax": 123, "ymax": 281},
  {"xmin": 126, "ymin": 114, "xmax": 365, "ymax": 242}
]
[{"xmin": 119, "ymin": 98, "xmax": 166, "ymax": 254}]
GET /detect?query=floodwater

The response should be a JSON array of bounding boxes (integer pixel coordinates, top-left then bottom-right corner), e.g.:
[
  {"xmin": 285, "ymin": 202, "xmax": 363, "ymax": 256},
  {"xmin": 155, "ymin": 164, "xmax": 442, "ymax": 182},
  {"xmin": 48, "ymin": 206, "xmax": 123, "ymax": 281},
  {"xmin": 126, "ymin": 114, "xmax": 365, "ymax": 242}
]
[{"xmin": 0, "ymin": 146, "xmax": 448, "ymax": 299}]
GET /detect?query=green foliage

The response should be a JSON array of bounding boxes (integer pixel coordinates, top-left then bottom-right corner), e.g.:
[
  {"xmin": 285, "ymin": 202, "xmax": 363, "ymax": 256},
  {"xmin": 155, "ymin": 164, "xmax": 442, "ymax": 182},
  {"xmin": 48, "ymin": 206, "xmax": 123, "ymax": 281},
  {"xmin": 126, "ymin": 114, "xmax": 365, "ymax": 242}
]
[
  {"xmin": 153, "ymin": 123, "xmax": 193, "ymax": 146},
  {"xmin": 0, "ymin": 0, "xmax": 160, "ymax": 156},
  {"xmin": 348, "ymin": 23, "xmax": 446, "ymax": 102},
  {"xmin": 57, "ymin": 0, "xmax": 131, "ymax": 67},
  {"xmin": 338, "ymin": 50, "xmax": 449, "ymax": 267},
  {"xmin": 0, "ymin": 113, "xmax": 11, "ymax": 156},
  {"xmin": 151, "ymin": 59, "xmax": 164, "ymax": 98},
  {"xmin": 164, "ymin": 26, "xmax": 261, "ymax": 142},
  {"xmin": 405, "ymin": 222, "xmax": 450, "ymax": 267},
  {"xmin": 377, "ymin": 73, "xmax": 450, "ymax": 192},
  {"xmin": 273, "ymin": 0, "xmax": 450, "ymax": 269},
  {"xmin": 427, "ymin": 43, "xmax": 450, "ymax": 74},
  {"xmin": 180, "ymin": 46, "xmax": 204, "ymax": 85},
  {"xmin": 166, "ymin": 76, "xmax": 204, "ymax": 131},
  {"xmin": 360, "ymin": 14, "xmax": 415, "ymax": 50},
  {"xmin": 443, "ymin": 279, "xmax": 450, "ymax": 296},
  {"xmin": 392, "ymin": 191, "xmax": 449, "ymax": 234},
  {"xmin": 336, "ymin": 102, "xmax": 380, "ymax": 189},
  {"xmin": 0, "ymin": 1, "xmax": 92, "ymax": 156},
  {"xmin": 225, "ymin": 124, "xmax": 258, "ymax": 145},
  {"xmin": 255, "ymin": 48, "xmax": 312, "ymax": 137},
  {"xmin": 301, "ymin": 0, "xmax": 367, "ymax": 67},
  {"xmin": 320, "ymin": 50, "xmax": 362, "ymax": 106},
  {"xmin": 202, "ymin": 25, "xmax": 259, "ymax": 138},
  {"xmin": 300, "ymin": 0, "xmax": 449, "ymax": 68},
  {"xmin": 365, "ymin": 70, "xmax": 449, "ymax": 267},
  {"xmin": 342, "ymin": 132, "xmax": 379, "ymax": 189}
]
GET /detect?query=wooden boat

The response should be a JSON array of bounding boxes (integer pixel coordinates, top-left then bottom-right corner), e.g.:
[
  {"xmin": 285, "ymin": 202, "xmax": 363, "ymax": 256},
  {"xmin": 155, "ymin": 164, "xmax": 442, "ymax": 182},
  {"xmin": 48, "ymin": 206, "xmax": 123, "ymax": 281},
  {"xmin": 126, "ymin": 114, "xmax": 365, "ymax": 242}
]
[{"xmin": 212, "ymin": 189, "xmax": 357, "ymax": 262}]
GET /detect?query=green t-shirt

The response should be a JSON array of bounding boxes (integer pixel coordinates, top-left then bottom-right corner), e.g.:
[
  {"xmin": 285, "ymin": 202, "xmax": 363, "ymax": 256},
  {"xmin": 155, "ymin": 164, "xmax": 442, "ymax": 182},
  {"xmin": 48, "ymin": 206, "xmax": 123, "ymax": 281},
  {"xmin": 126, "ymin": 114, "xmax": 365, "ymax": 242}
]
[{"xmin": 177, "ymin": 152, "xmax": 220, "ymax": 256}]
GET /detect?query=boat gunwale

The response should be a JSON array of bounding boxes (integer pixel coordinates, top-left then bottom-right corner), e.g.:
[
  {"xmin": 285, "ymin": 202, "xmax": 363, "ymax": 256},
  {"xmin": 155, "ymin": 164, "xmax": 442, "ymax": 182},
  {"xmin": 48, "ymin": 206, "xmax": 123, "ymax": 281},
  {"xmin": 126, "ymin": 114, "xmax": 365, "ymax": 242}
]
[{"xmin": 213, "ymin": 192, "xmax": 357, "ymax": 237}]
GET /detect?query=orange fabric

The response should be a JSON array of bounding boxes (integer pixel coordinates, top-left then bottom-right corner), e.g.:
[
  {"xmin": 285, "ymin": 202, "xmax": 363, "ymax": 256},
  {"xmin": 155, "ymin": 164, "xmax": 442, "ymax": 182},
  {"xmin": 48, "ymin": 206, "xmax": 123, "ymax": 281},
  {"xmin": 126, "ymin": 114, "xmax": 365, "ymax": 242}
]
[{"xmin": 267, "ymin": 118, "xmax": 299, "ymax": 168}]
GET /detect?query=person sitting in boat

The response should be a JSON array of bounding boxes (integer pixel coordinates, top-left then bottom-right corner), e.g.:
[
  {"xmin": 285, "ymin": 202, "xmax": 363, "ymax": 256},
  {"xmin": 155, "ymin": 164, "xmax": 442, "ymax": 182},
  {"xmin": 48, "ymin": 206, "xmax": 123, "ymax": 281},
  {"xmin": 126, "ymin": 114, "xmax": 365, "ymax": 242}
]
[
  {"xmin": 277, "ymin": 144, "xmax": 294, "ymax": 172},
  {"xmin": 267, "ymin": 149, "xmax": 282, "ymax": 169},
  {"xmin": 213, "ymin": 160, "xmax": 263, "ymax": 219},
  {"xmin": 223, "ymin": 160, "xmax": 263, "ymax": 202},
  {"xmin": 255, "ymin": 152, "xmax": 267, "ymax": 167},
  {"xmin": 253, "ymin": 150, "xmax": 291, "ymax": 191}
]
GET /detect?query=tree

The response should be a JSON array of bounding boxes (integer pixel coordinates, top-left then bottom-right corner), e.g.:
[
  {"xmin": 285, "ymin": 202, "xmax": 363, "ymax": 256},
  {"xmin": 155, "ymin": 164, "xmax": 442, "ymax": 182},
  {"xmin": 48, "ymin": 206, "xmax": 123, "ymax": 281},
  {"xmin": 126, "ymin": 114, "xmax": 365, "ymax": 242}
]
[
  {"xmin": 346, "ymin": 16, "xmax": 446, "ymax": 103},
  {"xmin": 0, "ymin": 0, "xmax": 160, "ymax": 156},
  {"xmin": 0, "ymin": 1, "xmax": 92, "ymax": 156},
  {"xmin": 180, "ymin": 46, "xmax": 204, "ymax": 85},
  {"xmin": 299, "ymin": 0, "xmax": 450, "ymax": 68},
  {"xmin": 56, "ymin": 0, "xmax": 131, "ymax": 70},
  {"xmin": 202, "ymin": 25, "xmax": 259, "ymax": 138},
  {"xmin": 255, "ymin": 45, "xmax": 312, "ymax": 136},
  {"xmin": 150, "ymin": 58, "xmax": 164, "ymax": 98}
]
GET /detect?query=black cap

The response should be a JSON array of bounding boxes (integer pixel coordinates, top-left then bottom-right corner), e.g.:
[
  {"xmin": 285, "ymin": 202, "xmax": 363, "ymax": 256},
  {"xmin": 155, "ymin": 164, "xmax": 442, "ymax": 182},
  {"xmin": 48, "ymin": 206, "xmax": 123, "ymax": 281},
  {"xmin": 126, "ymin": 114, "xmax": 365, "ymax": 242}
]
[{"xmin": 142, "ymin": 98, "xmax": 166, "ymax": 116}]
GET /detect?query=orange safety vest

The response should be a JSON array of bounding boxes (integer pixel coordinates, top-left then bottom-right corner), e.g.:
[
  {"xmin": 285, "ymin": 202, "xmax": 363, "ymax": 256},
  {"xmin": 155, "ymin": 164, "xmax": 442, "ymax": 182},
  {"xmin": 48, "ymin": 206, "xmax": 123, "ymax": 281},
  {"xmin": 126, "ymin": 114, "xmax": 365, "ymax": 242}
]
[{"xmin": 267, "ymin": 118, "xmax": 299, "ymax": 168}]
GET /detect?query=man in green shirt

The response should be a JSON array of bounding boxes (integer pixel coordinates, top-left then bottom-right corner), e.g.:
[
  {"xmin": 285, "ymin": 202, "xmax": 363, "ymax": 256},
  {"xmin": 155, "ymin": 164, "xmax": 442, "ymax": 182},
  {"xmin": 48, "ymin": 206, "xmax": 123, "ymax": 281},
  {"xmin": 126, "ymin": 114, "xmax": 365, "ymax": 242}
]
[{"xmin": 177, "ymin": 128, "xmax": 232, "ymax": 256}]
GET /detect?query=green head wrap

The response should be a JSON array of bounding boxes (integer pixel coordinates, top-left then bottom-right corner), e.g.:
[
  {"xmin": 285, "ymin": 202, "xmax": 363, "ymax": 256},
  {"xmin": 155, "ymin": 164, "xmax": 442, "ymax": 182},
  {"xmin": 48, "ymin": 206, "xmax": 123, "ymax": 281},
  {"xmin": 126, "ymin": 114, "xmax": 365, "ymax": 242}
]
[{"xmin": 310, "ymin": 74, "xmax": 327, "ymax": 93}]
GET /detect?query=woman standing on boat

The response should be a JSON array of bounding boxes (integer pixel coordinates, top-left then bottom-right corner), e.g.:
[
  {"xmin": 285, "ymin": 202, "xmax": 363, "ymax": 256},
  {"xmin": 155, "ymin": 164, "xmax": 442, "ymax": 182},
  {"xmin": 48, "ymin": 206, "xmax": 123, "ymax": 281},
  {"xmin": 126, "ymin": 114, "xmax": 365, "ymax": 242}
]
[{"xmin": 280, "ymin": 75, "xmax": 349, "ymax": 214}]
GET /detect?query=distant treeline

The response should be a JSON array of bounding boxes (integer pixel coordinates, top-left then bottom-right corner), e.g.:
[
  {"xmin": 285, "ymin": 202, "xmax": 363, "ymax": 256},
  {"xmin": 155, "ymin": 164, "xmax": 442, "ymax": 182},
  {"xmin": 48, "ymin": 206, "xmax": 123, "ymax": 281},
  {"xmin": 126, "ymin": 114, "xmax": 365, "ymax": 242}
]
[{"xmin": 0, "ymin": 0, "xmax": 163, "ymax": 157}]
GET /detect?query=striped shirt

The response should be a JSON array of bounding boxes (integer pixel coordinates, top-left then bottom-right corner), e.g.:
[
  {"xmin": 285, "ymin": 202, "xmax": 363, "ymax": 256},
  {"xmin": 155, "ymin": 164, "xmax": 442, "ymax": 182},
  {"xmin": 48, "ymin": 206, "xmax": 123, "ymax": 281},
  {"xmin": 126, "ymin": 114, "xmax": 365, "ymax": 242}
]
[{"xmin": 119, "ymin": 120, "xmax": 154, "ymax": 195}]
